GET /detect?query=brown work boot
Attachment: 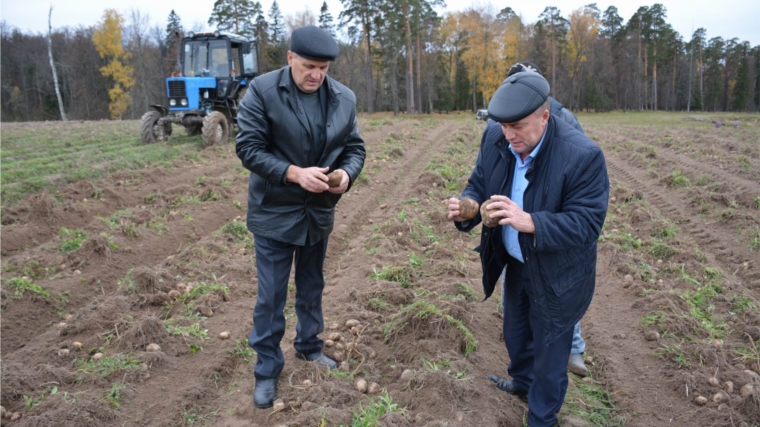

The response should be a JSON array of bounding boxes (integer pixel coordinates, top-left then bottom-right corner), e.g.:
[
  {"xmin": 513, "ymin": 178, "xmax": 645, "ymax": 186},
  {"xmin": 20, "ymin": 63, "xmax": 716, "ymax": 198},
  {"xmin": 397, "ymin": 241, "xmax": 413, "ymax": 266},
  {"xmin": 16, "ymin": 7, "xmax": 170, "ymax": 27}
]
[{"xmin": 567, "ymin": 353, "xmax": 588, "ymax": 377}]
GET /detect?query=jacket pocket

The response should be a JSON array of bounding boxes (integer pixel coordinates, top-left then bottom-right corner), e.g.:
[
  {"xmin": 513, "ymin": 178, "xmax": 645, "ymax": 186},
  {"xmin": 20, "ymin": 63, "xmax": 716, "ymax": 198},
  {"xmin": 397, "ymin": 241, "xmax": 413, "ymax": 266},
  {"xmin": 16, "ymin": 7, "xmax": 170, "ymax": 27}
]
[
  {"xmin": 548, "ymin": 261, "xmax": 589, "ymax": 297},
  {"xmin": 261, "ymin": 181, "xmax": 272, "ymax": 206}
]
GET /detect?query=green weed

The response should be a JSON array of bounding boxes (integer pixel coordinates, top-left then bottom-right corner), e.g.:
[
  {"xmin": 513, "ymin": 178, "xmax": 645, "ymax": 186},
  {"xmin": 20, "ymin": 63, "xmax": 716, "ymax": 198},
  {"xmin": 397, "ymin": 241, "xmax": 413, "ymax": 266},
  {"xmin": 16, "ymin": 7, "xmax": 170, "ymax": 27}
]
[
  {"xmin": 350, "ymin": 392, "xmax": 405, "ymax": 427},
  {"xmin": 221, "ymin": 220, "xmax": 248, "ymax": 240},
  {"xmin": 669, "ymin": 169, "xmax": 690, "ymax": 188},
  {"xmin": 5, "ymin": 277, "xmax": 50, "ymax": 298},
  {"xmin": 59, "ymin": 227, "xmax": 87, "ymax": 253},
  {"xmin": 106, "ymin": 383, "xmax": 125, "ymax": 409},
  {"xmin": 383, "ymin": 300, "xmax": 477, "ymax": 355},
  {"xmin": 371, "ymin": 266, "xmax": 414, "ymax": 288},
  {"xmin": 230, "ymin": 339, "xmax": 255, "ymax": 364},
  {"xmin": 368, "ymin": 297, "xmax": 391, "ymax": 311},
  {"xmin": 648, "ymin": 242, "xmax": 676, "ymax": 260},
  {"xmin": 77, "ymin": 353, "xmax": 142, "ymax": 377}
]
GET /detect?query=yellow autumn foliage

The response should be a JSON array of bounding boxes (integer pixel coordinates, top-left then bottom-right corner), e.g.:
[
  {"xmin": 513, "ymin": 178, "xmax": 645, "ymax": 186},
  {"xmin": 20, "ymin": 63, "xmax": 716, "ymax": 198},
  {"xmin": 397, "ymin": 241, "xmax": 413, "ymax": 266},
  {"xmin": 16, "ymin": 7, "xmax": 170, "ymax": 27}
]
[{"xmin": 92, "ymin": 9, "xmax": 135, "ymax": 119}]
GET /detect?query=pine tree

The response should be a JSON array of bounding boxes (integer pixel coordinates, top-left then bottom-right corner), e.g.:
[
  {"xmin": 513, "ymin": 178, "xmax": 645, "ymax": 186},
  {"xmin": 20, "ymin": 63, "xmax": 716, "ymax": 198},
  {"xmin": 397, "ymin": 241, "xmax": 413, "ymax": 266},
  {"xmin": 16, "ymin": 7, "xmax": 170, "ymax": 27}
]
[
  {"xmin": 165, "ymin": 10, "xmax": 182, "ymax": 48},
  {"xmin": 731, "ymin": 42, "xmax": 750, "ymax": 111},
  {"xmin": 318, "ymin": 1, "xmax": 335, "ymax": 36},
  {"xmin": 208, "ymin": 0, "xmax": 256, "ymax": 37},
  {"xmin": 269, "ymin": 0, "xmax": 285, "ymax": 43}
]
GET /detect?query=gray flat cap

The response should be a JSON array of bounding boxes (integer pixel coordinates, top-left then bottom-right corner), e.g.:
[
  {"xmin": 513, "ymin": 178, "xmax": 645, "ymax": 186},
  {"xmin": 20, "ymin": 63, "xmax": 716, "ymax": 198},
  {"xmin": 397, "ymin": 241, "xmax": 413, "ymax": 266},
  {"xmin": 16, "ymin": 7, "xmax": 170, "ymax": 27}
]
[
  {"xmin": 487, "ymin": 72, "xmax": 549, "ymax": 123},
  {"xmin": 290, "ymin": 25, "xmax": 339, "ymax": 61}
]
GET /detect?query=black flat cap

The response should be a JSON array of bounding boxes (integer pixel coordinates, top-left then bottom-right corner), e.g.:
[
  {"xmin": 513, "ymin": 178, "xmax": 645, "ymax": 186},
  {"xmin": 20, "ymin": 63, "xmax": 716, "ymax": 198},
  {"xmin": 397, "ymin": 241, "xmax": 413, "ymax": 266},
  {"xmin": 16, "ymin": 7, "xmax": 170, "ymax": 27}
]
[
  {"xmin": 290, "ymin": 25, "xmax": 339, "ymax": 61},
  {"xmin": 507, "ymin": 61, "xmax": 542, "ymax": 77},
  {"xmin": 487, "ymin": 72, "xmax": 549, "ymax": 123}
]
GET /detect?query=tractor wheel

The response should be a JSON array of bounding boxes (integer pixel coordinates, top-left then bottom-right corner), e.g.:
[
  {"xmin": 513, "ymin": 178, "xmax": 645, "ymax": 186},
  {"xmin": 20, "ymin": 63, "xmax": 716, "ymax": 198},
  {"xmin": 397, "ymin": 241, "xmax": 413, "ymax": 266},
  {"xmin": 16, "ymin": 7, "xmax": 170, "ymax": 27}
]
[
  {"xmin": 202, "ymin": 111, "xmax": 229, "ymax": 147},
  {"xmin": 184, "ymin": 124, "xmax": 202, "ymax": 136},
  {"xmin": 139, "ymin": 111, "xmax": 171, "ymax": 144}
]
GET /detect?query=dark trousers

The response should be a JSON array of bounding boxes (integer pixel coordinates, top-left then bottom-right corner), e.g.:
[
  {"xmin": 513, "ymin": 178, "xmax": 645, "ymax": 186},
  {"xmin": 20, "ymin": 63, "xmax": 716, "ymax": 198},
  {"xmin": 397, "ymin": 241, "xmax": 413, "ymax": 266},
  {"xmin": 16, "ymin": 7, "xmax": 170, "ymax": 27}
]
[
  {"xmin": 248, "ymin": 234, "xmax": 328, "ymax": 379},
  {"xmin": 503, "ymin": 256, "xmax": 574, "ymax": 427}
]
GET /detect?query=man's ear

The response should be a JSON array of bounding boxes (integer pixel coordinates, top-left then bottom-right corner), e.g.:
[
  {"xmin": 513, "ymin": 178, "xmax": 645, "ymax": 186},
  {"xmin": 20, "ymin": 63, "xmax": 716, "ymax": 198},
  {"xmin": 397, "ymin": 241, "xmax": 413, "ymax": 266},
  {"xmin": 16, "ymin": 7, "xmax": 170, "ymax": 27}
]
[{"xmin": 287, "ymin": 51, "xmax": 293, "ymax": 66}]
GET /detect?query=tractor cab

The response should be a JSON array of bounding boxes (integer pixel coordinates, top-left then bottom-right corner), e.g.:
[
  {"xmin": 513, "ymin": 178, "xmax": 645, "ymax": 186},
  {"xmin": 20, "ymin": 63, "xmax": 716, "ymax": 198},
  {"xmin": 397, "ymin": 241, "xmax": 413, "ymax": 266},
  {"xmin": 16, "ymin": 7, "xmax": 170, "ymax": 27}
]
[{"xmin": 140, "ymin": 31, "xmax": 259, "ymax": 147}]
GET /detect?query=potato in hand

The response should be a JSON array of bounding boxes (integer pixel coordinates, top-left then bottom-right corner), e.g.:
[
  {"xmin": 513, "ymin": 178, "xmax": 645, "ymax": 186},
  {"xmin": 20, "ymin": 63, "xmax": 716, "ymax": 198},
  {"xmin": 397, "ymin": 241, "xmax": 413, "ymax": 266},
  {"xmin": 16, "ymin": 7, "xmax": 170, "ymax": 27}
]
[
  {"xmin": 480, "ymin": 199, "xmax": 500, "ymax": 228},
  {"xmin": 458, "ymin": 197, "xmax": 479, "ymax": 220}
]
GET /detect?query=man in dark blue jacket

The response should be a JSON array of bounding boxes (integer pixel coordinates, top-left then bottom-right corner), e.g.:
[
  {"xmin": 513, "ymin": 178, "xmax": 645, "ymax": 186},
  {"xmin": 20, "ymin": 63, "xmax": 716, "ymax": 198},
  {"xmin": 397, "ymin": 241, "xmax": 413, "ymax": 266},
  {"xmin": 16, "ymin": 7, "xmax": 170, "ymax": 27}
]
[
  {"xmin": 503, "ymin": 61, "xmax": 589, "ymax": 377},
  {"xmin": 447, "ymin": 72, "xmax": 608, "ymax": 427}
]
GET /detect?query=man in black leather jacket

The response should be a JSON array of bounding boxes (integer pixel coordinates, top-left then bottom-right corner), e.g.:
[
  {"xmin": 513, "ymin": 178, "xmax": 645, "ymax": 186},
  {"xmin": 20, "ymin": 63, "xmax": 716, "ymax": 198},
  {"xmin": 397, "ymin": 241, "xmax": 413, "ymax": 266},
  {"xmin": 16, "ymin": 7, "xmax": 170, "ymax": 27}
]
[{"xmin": 235, "ymin": 25, "xmax": 365, "ymax": 409}]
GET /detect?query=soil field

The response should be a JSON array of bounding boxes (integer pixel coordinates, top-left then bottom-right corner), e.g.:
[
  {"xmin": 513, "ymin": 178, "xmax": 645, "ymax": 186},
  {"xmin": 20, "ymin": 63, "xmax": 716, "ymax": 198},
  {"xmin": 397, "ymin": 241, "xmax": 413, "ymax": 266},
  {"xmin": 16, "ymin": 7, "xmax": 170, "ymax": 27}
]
[{"xmin": 1, "ymin": 112, "xmax": 759, "ymax": 427}]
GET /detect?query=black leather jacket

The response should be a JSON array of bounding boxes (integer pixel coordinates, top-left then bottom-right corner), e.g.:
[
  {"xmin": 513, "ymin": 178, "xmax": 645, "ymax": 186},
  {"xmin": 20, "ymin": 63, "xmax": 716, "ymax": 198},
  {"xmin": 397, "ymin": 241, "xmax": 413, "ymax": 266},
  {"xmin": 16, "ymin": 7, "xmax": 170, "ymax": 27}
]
[{"xmin": 236, "ymin": 66, "xmax": 366, "ymax": 245}]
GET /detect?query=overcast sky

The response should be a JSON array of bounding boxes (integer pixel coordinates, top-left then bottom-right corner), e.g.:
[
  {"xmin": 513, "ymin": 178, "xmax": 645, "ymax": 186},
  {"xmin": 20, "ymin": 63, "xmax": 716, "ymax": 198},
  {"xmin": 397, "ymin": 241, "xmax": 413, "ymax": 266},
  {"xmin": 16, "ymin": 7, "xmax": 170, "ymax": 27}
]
[{"xmin": 2, "ymin": 0, "xmax": 758, "ymax": 46}]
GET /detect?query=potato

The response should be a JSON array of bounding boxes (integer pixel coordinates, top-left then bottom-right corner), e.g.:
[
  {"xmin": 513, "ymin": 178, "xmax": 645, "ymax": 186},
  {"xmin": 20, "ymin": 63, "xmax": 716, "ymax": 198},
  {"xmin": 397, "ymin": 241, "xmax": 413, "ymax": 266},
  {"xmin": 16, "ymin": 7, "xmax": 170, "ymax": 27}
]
[
  {"xmin": 355, "ymin": 378, "xmax": 368, "ymax": 393},
  {"xmin": 708, "ymin": 377, "xmax": 719, "ymax": 387},
  {"xmin": 694, "ymin": 396, "xmax": 707, "ymax": 406},
  {"xmin": 93, "ymin": 352, "xmax": 104, "ymax": 361},
  {"xmin": 458, "ymin": 197, "xmax": 479, "ymax": 220},
  {"xmin": 58, "ymin": 349, "xmax": 70, "ymax": 357},
  {"xmin": 339, "ymin": 361, "xmax": 349, "ymax": 372},
  {"xmin": 644, "ymin": 331, "xmax": 660, "ymax": 341},
  {"xmin": 168, "ymin": 290, "xmax": 181, "ymax": 299},
  {"xmin": 272, "ymin": 398, "xmax": 285, "ymax": 412},
  {"xmin": 333, "ymin": 351, "xmax": 345, "ymax": 362},
  {"xmin": 197, "ymin": 305, "xmax": 213, "ymax": 317},
  {"xmin": 10, "ymin": 413, "xmax": 21, "ymax": 422},
  {"xmin": 740, "ymin": 384, "xmax": 754, "ymax": 396},
  {"xmin": 328, "ymin": 332, "xmax": 342, "ymax": 341},
  {"xmin": 345, "ymin": 319, "xmax": 360, "ymax": 328},
  {"xmin": 146, "ymin": 343, "xmax": 161, "ymax": 352},
  {"xmin": 72, "ymin": 341, "xmax": 83, "ymax": 350},
  {"xmin": 302, "ymin": 379, "xmax": 312, "ymax": 387},
  {"xmin": 324, "ymin": 339, "xmax": 335, "ymax": 347},
  {"xmin": 329, "ymin": 323, "xmax": 340, "ymax": 330},
  {"xmin": 335, "ymin": 343, "xmax": 345, "ymax": 351},
  {"xmin": 712, "ymin": 391, "xmax": 728, "ymax": 403},
  {"xmin": 724, "ymin": 381, "xmax": 734, "ymax": 393},
  {"xmin": 327, "ymin": 171, "xmax": 343, "ymax": 188},
  {"xmin": 219, "ymin": 331, "xmax": 230, "ymax": 340},
  {"xmin": 368, "ymin": 382, "xmax": 381, "ymax": 394},
  {"xmin": 480, "ymin": 199, "xmax": 500, "ymax": 228}
]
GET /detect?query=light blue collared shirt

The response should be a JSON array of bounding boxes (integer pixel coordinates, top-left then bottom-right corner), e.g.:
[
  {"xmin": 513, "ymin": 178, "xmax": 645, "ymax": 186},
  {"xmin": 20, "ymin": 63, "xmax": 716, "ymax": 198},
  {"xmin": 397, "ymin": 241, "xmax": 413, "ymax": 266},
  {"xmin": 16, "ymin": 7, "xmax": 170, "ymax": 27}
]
[{"xmin": 502, "ymin": 128, "xmax": 547, "ymax": 262}]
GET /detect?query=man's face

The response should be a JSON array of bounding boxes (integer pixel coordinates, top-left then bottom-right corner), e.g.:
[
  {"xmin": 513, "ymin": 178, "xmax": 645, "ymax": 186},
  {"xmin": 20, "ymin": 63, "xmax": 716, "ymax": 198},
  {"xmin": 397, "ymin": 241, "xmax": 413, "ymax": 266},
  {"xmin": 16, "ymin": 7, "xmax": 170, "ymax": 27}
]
[
  {"xmin": 499, "ymin": 107, "xmax": 550, "ymax": 159},
  {"xmin": 288, "ymin": 51, "xmax": 329, "ymax": 93}
]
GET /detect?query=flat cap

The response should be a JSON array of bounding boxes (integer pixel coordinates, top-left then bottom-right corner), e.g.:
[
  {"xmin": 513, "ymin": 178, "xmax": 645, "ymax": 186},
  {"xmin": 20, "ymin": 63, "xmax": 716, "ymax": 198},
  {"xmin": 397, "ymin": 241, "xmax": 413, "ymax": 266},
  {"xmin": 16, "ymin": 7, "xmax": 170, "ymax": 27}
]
[
  {"xmin": 487, "ymin": 72, "xmax": 549, "ymax": 123},
  {"xmin": 507, "ymin": 61, "xmax": 542, "ymax": 77},
  {"xmin": 290, "ymin": 25, "xmax": 339, "ymax": 61}
]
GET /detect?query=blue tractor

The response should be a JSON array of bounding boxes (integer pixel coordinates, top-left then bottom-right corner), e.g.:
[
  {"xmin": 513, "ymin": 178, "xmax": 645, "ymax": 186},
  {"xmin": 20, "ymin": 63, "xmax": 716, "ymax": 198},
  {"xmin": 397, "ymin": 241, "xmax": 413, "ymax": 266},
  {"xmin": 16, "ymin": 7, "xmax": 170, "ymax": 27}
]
[{"xmin": 140, "ymin": 31, "xmax": 259, "ymax": 147}]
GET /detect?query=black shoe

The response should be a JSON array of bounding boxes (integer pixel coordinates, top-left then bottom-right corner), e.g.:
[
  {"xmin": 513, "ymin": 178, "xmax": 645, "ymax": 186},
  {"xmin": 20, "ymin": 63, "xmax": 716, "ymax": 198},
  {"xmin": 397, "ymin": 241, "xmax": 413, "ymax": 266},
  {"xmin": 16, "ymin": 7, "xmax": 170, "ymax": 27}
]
[
  {"xmin": 253, "ymin": 378, "xmax": 277, "ymax": 409},
  {"xmin": 296, "ymin": 351, "xmax": 338, "ymax": 369},
  {"xmin": 488, "ymin": 374, "xmax": 528, "ymax": 402}
]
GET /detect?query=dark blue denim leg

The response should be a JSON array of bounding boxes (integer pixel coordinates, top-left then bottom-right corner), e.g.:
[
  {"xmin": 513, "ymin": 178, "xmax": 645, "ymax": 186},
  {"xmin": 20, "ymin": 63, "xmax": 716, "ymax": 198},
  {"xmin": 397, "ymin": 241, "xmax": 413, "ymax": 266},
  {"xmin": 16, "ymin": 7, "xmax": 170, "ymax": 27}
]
[
  {"xmin": 525, "ymin": 277, "xmax": 574, "ymax": 427},
  {"xmin": 503, "ymin": 259, "xmax": 534, "ymax": 393},
  {"xmin": 293, "ymin": 237, "xmax": 329, "ymax": 355},
  {"xmin": 249, "ymin": 234, "xmax": 294, "ymax": 379}
]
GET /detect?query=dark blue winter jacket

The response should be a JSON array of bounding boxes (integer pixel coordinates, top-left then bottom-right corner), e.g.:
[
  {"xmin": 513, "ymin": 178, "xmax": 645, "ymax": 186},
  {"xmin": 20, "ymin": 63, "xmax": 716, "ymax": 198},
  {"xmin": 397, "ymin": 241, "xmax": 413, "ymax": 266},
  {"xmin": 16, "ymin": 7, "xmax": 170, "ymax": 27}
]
[
  {"xmin": 549, "ymin": 97, "xmax": 584, "ymax": 133},
  {"xmin": 455, "ymin": 116, "xmax": 609, "ymax": 345}
]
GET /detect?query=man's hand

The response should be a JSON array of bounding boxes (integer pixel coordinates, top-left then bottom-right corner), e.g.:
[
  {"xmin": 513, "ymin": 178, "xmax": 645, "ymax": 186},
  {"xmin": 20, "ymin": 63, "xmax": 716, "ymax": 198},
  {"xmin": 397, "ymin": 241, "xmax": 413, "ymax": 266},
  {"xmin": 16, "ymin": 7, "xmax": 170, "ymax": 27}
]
[
  {"xmin": 327, "ymin": 169, "xmax": 350, "ymax": 194},
  {"xmin": 487, "ymin": 195, "xmax": 535, "ymax": 233},
  {"xmin": 286, "ymin": 166, "xmax": 330, "ymax": 193},
  {"xmin": 447, "ymin": 197, "xmax": 467, "ymax": 222}
]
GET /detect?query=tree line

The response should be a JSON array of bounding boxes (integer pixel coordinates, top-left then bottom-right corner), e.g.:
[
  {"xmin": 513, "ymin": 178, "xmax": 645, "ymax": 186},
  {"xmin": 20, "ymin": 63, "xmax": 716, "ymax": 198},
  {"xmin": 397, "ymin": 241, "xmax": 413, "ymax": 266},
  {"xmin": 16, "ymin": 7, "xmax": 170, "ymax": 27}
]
[{"xmin": 1, "ymin": 0, "xmax": 759, "ymax": 122}]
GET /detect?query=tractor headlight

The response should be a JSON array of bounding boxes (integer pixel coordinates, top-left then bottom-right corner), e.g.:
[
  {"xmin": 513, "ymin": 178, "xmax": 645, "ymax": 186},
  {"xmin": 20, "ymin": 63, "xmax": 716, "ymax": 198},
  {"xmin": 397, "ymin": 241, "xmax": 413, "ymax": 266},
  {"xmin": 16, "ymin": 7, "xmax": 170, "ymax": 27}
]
[
  {"xmin": 217, "ymin": 79, "xmax": 229, "ymax": 97},
  {"xmin": 169, "ymin": 99, "xmax": 177, "ymax": 106},
  {"xmin": 181, "ymin": 99, "xmax": 188, "ymax": 106}
]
